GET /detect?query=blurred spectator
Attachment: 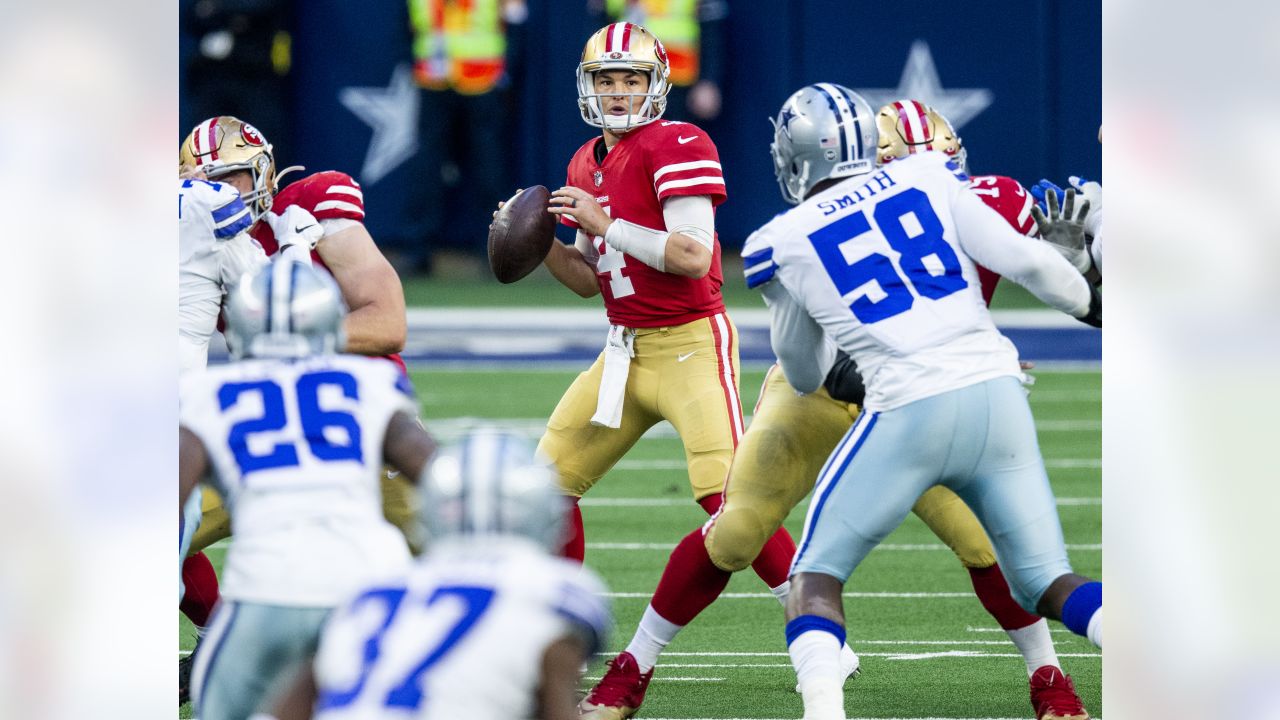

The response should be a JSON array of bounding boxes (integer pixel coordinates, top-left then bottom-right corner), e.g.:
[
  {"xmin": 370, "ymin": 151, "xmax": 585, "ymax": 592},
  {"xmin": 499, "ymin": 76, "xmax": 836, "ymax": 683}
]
[
  {"xmin": 590, "ymin": 0, "xmax": 727, "ymax": 123},
  {"xmin": 399, "ymin": 0, "xmax": 527, "ymax": 274},
  {"xmin": 180, "ymin": 0, "xmax": 294, "ymax": 162}
]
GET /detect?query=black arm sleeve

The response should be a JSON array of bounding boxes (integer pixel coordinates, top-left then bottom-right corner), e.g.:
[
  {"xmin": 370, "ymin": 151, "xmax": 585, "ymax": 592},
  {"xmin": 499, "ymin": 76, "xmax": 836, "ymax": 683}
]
[
  {"xmin": 822, "ymin": 350, "xmax": 866, "ymax": 406},
  {"xmin": 1078, "ymin": 284, "xmax": 1102, "ymax": 328}
]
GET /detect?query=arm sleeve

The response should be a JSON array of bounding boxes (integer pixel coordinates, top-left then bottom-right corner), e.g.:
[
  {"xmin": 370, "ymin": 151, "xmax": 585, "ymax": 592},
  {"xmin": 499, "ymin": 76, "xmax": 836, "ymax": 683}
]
[
  {"xmin": 660, "ymin": 195, "xmax": 715, "ymax": 250},
  {"xmin": 951, "ymin": 185, "xmax": 1092, "ymax": 318},
  {"xmin": 760, "ymin": 280, "xmax": 832, "ymax": 394},
  {"xmin": 574, "ymin": 230, "xmax": 599, "ymax": 269}
]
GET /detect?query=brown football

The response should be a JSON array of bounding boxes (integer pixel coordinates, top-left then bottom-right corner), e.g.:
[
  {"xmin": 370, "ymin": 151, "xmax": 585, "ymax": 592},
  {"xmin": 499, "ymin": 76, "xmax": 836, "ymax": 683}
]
[{"xmin": 488, "ymin": 185, "xmax": 557, "ymax": 284}]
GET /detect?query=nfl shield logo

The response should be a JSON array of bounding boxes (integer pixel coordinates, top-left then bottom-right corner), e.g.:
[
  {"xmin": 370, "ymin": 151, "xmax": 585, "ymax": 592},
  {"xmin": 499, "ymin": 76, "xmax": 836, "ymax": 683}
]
[{"xmin": 593, "ymin": 170, "xmax": 604, "ymax": 187}]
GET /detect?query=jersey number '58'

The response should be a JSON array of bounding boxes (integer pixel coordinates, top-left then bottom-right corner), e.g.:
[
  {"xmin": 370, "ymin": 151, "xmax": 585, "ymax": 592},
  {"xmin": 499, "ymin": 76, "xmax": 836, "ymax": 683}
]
[
  {"xmin": 807, "ymin": 188, "xmax": 967, "ymax": 324},
  {"xmin": 218, "ymin": 370, "xmax": 363, "ymax": 476}
]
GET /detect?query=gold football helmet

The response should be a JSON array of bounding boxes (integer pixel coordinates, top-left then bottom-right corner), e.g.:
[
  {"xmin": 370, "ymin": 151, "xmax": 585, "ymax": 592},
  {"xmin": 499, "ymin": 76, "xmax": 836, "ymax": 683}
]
[
  {"xmin": 875, "ymin": 100, "xmax": 967, "ymax": 172},
  {"xmin": 577, "ymin": 22, "xmax": 671, "ymax": 132},
  {"xmin": 179, "ymin": 116, "xmax": 277, "ymax": 219}
]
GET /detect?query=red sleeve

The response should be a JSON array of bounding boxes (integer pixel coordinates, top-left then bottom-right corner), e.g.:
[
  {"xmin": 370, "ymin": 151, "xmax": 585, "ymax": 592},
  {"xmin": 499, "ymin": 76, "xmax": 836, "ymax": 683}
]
[
  {"xmin": 968, "ymin": 175, "xmax": 1037, "ymax": 237},
  {"xmin": 291, "ymin": 171, "xmax": 366, "ymax": 222},
  {"xmin": 647, "ymin": 123, "xmax": 727, "ymax": 206}
]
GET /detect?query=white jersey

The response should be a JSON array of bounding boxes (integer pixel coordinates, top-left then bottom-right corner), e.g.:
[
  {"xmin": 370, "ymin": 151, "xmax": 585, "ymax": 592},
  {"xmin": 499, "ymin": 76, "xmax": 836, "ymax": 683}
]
[
  {"xmin": 179, "ymin": 354, "xmax": 417, "ymax": 606},
  {"xmin": 312, "ymin": 537, "xmax": 611, "ymax": 720},
  {"xmin": 178, "ymin": 178, "xmax": 269, "ymax": 374},
  {"xmin": 743, "ymin": 152, "xmax": 1091, "ymax": 411}
]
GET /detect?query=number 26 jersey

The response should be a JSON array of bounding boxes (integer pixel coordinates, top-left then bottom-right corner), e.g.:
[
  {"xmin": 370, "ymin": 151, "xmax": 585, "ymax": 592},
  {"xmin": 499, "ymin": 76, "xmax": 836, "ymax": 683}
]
[{"xmin": 178, "ymin": 354, "xmax": 418, "ymax": 606}]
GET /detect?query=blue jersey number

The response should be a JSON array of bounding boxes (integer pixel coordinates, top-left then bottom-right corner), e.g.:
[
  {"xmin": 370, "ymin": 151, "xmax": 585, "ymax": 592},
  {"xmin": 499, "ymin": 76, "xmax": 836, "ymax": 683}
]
[
  {"xmin": 219, "ymin": 370, "xmax": 363, "ymax": 477},
  {"xmin": 318, "ymin": 585, "xmax": 496, "ymax": 712},
  {"xmin": 807, "ymin": 187, "xmax": 967, "ymax": 324}
]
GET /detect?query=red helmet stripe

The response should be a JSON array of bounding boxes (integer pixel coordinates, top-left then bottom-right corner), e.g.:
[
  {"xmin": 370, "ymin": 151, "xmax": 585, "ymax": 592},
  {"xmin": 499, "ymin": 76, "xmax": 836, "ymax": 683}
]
[
  {"xmin": 191, "ymin": 121, "xmax": 203, "ymax": 164},
  {"xmin": 206, "ymin": 117, "xmax": 220, "ymax": 162},
  {"xmin": 621, "ymin": 22, "xmax": 633, "ymax": 51},
  {"xmin": 894, "ymin": 101, "xmax": 917, "ymax": 145},
  {"xmin": 911, "ymin": 101, "xmax": 933, "ymax": 144}
]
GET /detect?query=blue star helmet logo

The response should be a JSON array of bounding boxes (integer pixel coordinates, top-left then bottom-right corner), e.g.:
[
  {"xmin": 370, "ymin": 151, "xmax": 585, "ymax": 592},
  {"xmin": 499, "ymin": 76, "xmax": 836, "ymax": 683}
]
[{"xmin": 778, "ymin": 105, "xmax": 798, "ymax": 139}]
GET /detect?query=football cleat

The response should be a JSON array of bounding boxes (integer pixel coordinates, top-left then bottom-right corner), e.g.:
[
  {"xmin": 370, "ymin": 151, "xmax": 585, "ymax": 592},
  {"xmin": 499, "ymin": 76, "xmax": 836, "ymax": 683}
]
[
  {"xmin": 579, "ymin": 651, "xmax": 654, "ymax": 719},
  {"xmin": 795, "ymin": 642, "xmax": 861, "ymax": 692},
  {"xmin": 1029, "ymin": 665, "xmax": 1090, "ymax": 720},
  {"xmin": 178, "ymin": 640, "xmax": 199, "ymax": 705}
]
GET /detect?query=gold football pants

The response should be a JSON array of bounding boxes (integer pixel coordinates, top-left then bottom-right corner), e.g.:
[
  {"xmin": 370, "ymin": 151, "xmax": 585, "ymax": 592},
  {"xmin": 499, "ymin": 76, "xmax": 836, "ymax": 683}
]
[
  {"xmin": 704, "ymin": 364, "xmax": 997, "ymax": 572},
  {"xmin": 187, "ymin": 470, "xmax": 422, "ymax": 555},
  {"xmin": 538, "ymin": 313, "xmax": 743, "ymax": 500}
]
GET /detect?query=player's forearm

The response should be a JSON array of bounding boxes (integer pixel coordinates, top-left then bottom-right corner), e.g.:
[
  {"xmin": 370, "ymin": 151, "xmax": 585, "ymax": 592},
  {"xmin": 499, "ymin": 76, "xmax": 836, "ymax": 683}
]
[
  {"xmin": 664, "ymin": 232, "xmax": 712, "ymax": 278},
  {"xmin": 544, "ymin": 241, "xmax": 600, "ymax": 298},
  {"xmin": 343, "ymin": 301, "xmax": 407, "ymax": 355}
]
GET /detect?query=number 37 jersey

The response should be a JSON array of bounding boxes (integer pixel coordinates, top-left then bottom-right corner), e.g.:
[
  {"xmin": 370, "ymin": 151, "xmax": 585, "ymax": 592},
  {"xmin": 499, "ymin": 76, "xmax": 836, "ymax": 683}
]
[
  {"xmin": 179, "ymin": 354, "xmax": 418, "ymax": 606},
  {"xmin": 743, "ymin": 153, "xmax": 1027, "ymax": 411}
]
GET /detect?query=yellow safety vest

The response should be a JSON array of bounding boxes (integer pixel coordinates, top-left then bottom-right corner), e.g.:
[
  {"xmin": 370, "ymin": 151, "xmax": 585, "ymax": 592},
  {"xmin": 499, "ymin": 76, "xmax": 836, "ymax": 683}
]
[
  {"xmin": 607, "ymin": 0, "xmax": 700, "ymax": 86},
  {"xmin": 409, "ymin": 0, "xmax": 506, "ymax": 94}
]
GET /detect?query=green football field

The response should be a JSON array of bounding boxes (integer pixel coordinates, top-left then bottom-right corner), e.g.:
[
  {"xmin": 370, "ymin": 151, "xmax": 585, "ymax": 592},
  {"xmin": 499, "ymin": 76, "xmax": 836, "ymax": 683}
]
[{"xmin": 180, "ymin": 366, "xmax": 1101, "ymax": 719}]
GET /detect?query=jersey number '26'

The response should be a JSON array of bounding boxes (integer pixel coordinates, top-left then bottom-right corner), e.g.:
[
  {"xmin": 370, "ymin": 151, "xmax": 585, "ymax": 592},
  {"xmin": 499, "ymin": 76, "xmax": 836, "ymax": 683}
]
[
  {"xmin": 218, "ymin": 370, "xmax": 363, "ymax": 476},
  {"xmin": 807, "ymin": 188, "xmax": 967, "ymax": 324},
  {"xmin": 317, "ymin": 584, "xmax": 496, "ymax": 712}
]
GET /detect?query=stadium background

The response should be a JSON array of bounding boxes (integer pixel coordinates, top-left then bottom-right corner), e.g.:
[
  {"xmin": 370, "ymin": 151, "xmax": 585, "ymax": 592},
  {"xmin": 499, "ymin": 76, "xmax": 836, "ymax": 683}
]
[{"xmin": 184, "ymin": 0, "xmax": 1101, "ymax": 260}]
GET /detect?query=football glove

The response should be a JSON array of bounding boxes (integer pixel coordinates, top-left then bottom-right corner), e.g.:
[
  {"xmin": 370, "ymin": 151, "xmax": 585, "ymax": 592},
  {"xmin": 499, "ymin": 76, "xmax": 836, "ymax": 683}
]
[
  {"xmin": 1068, "ymin": 176, "xmax": 1103, "ymax": 238},
  {"xmin": 1029, "ymin": 179, "xmax": 1066, "ymax": 215},
  {"xmin": 1030, "ymin": 187, "xmax": 1094, "ymax": 274},
  {"xmin": 267, "ymin": 206, "xmax": 324, "ymax": 252}
]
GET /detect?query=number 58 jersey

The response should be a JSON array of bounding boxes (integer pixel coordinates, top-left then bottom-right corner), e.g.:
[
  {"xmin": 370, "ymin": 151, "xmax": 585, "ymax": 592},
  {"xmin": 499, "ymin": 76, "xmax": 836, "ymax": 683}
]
[
  {"xmin": 178, "ymin": 354, "xmax": 418, "ymax": 606},
  {"xmin": 743, "ymin": 152, "xmax": 1025, "ymax": 412}
]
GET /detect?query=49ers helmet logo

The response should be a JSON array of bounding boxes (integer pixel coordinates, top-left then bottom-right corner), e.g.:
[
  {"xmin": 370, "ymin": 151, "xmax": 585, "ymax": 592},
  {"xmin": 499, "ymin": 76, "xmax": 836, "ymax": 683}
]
[
  {"xmin": 241, "ymin": 123, "xmax": 266, "ymax": 147},
  {"xmin": 653, "ymin": 38, "xmax": 669, "ymax": 66}
]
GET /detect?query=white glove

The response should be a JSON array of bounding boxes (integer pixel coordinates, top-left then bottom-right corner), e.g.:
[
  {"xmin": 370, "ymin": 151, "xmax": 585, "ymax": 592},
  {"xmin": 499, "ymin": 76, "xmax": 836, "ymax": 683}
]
[
  {"xmin": 1069, "ymin": 176, "xmax": 1103, "ymax": 238},
  {"xmin": 266, "ymin": 205, "xmax": 324, "ymax": 253},
  {"xmin": 1030, "ymin": 187, "xmax": 1094, "ymax": 274}
]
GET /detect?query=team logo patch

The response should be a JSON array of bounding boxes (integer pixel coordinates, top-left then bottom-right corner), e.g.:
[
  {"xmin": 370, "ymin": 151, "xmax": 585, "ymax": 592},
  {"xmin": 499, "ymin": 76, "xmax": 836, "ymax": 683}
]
[
  {"xmin": 593, "ymin": 170, "xmax": 604, "ymax": 187},
  {"xmin": 654, "ymin": 39, "xmax": 669, "ymax": 66},
  {"xmin": 241, "ymin": 123, "xmax": 266, "ymax": 146},
  {"xmin": 609, "ymin": 51, "xmax": 623, "ymax": 59}
]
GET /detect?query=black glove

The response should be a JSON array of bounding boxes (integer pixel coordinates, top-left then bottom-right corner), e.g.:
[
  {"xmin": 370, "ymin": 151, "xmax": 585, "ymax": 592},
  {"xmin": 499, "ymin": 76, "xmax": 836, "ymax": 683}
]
[{"xmin": 823, "ymin": 350, "xmax": 866, "ymax": 406}]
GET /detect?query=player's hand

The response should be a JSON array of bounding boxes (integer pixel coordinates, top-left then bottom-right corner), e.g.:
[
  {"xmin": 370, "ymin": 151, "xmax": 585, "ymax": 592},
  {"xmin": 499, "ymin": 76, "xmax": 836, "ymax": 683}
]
[
  {"xmin": 1029, "ymin": 179, "xmax": 1065, "ymax": 214},
  {"xmin": 267, "ymin": 205, "xmax": 324, "ymax": 251},
  {"xmin": 1030, "ymin": 187, "xmax": 1094, "ymax": 274},
  {"xmin": 549, "ymin": 186, "xmax": 610, "ymax": 237},
  {"xmin": 1068, "ymin": 176, "xmax": 1103, "ymax": 237}
]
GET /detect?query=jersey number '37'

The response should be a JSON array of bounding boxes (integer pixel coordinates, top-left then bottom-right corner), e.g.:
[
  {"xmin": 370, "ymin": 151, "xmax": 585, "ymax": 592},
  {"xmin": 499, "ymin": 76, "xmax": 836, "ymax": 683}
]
[{"xmin": 808, "ymin": 187, "xmax": 967, "ymax": 324}]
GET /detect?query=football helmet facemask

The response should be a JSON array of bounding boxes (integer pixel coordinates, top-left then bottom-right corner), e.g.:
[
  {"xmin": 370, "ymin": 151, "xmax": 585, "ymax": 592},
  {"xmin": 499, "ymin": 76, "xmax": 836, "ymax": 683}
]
[
  {"xmin": 875, "ymin": 100, "xmax": 967, "ymax": 173},
  {"xmin": 577, "ymin": 22, "xmax": 671, "ymax": 133},
  {"xmin": 770, "ymin": 83, "xmax": 878, "ymax": 205},
  {"xmin": 180, "ymin": 116, "xmax": 283, "ymax": 220}
]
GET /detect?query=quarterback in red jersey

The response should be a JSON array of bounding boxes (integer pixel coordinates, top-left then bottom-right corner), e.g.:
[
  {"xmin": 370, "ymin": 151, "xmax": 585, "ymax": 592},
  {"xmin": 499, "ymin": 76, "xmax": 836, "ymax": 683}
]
[{"xmin": 521, "ymin": 23, "xmax": 801, "ymax": 719}]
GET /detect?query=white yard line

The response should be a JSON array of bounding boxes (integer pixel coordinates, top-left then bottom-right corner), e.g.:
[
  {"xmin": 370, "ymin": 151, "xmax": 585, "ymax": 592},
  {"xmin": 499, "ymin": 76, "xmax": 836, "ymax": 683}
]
[
  {"xmin": 609, "ymin": 457, "xmax": 1098, "ymax": 471},
  {"xmin": 606, "ymin": 592, "xmax": 973, "ymax": 599},
  {"xmin": 586, "ymin": 542, "xmax": 1100, "ymax": 551}
]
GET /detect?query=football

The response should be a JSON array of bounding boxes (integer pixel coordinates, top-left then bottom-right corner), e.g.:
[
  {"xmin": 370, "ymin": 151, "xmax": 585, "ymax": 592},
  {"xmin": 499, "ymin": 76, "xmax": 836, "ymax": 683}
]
[{"xmin": 488, "ymin": 185, "xmax": 556, "ymax": 284}]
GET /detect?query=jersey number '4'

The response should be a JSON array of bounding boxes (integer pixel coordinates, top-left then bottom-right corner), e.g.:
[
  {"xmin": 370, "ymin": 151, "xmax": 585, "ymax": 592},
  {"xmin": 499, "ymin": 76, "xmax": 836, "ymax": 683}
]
[
  {"xmin": 218, "ymin": 370, "xmax": 363, "ymax": 476},
  {"xmin": 807, "ymin": 188, "xmax": 967, "ymax": 324},
  {"xmin": 317, "ymin": 584, "xmax": 496, "ymax": 712}
]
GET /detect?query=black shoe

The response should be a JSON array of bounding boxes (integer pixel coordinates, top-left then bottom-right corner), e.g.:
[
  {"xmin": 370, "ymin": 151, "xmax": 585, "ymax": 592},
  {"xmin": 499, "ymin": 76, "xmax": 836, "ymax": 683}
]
[{"xmin": 179, "ymin": 638, "xmax": 200, "ymax": 705}]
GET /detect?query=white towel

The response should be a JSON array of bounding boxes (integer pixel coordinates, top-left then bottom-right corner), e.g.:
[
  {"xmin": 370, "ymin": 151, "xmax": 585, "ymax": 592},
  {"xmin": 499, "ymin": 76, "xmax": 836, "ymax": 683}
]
[{"xmin": 590, "ymin": 324, "xmax": 636, "ymax": 428}]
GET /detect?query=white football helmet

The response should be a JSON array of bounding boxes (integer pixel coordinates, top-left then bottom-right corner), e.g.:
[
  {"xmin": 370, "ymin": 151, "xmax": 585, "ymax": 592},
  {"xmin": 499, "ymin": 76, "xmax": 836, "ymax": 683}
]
[{"xmin": 223, "ymin": 260, "xmax": 347, "ymax": 359}]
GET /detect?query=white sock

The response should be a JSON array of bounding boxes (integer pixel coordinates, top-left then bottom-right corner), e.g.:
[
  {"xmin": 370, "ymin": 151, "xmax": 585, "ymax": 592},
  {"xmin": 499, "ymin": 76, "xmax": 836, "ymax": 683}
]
[
  {"xmin": 1006, "ymin": 619, "xmax": 1060, "ymax": 676},
  {"xmin": 771, "ymin": 580, "xmax": 791, "ymax": 606},
  {"xmin": 624, "ymin": 605, "xmax": 683, "ymax": 672},
  {"xmin": 1086, "ymin": 608, "xmax": 1102, "ymax": 648},
  {"xmin": 788, "ymin": 630, "xmax": 846, "ymax": 719}
]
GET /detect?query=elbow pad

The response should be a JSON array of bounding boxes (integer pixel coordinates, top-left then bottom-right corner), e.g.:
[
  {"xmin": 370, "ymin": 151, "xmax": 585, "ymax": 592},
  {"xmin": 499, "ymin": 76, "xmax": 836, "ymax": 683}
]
[{"xmin": 822, "ymin": 350, "xmax": 866, "ymax": 406}]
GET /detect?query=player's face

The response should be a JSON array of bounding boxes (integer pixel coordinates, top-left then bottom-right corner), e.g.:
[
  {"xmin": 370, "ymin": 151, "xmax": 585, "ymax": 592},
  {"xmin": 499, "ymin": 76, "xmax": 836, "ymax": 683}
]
[
  {"xmin": 593, "ymin": 70, "xmax": 650, "ymax": 117},
  {"xmin": 215, "ymin": 169, "xmax": 255, "ymax": 199}
]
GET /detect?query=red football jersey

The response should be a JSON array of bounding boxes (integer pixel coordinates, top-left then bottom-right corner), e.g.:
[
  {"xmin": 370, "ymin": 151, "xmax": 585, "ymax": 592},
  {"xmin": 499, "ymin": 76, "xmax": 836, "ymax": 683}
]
[
  {"xmin": 561, "ymin": 120, "xmax": 728, "ymax": 328},
  {"xmin": 250, "ymin": 171, "xmax": 407, "ymax": 375},
  {"xmin": 967, "ymin": 175, "xmax": 1038, "ymax": 305}
]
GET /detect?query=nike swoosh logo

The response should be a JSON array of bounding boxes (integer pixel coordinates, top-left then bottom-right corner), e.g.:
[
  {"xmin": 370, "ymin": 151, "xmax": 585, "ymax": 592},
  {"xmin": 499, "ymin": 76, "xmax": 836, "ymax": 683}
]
[
  {"xmin": 677, "ymin": 135, "xmax": 698, "ymax": 144},
  {"xmin": 677, "ymin": 351, "xmax": 696, "ymax": 362},
  {"xmin": 294, "ymin": 224, "xmax": 316, "ymax": 234}
]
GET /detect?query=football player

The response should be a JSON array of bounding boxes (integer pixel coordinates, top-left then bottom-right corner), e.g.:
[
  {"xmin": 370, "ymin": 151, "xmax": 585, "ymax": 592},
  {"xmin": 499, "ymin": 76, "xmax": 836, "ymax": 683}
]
[
  {"xmin": 1030, "ymin": 176, "xmax": 1103, "ymax": 285},
  {"xmin": 593, "ymin": 97, "xmax": 1091, "ymax": 720},
  {"xmin": 180, "ymin": 261, "xmax": 438, "ymax": 720},
  {"xmin": 178, "ymin": 117, "xmax": 421, "ymax": 558},
  {"xmin": 263, "ymin": 428, "xmax": 612, "ymax": 720},
  {"xmin": 515, "ymin": 23, "xmax": 812, "ymax": 718},
  {"xmin": 740, "ymin": 85, "xmax": 1101, "ymax": 720}
]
